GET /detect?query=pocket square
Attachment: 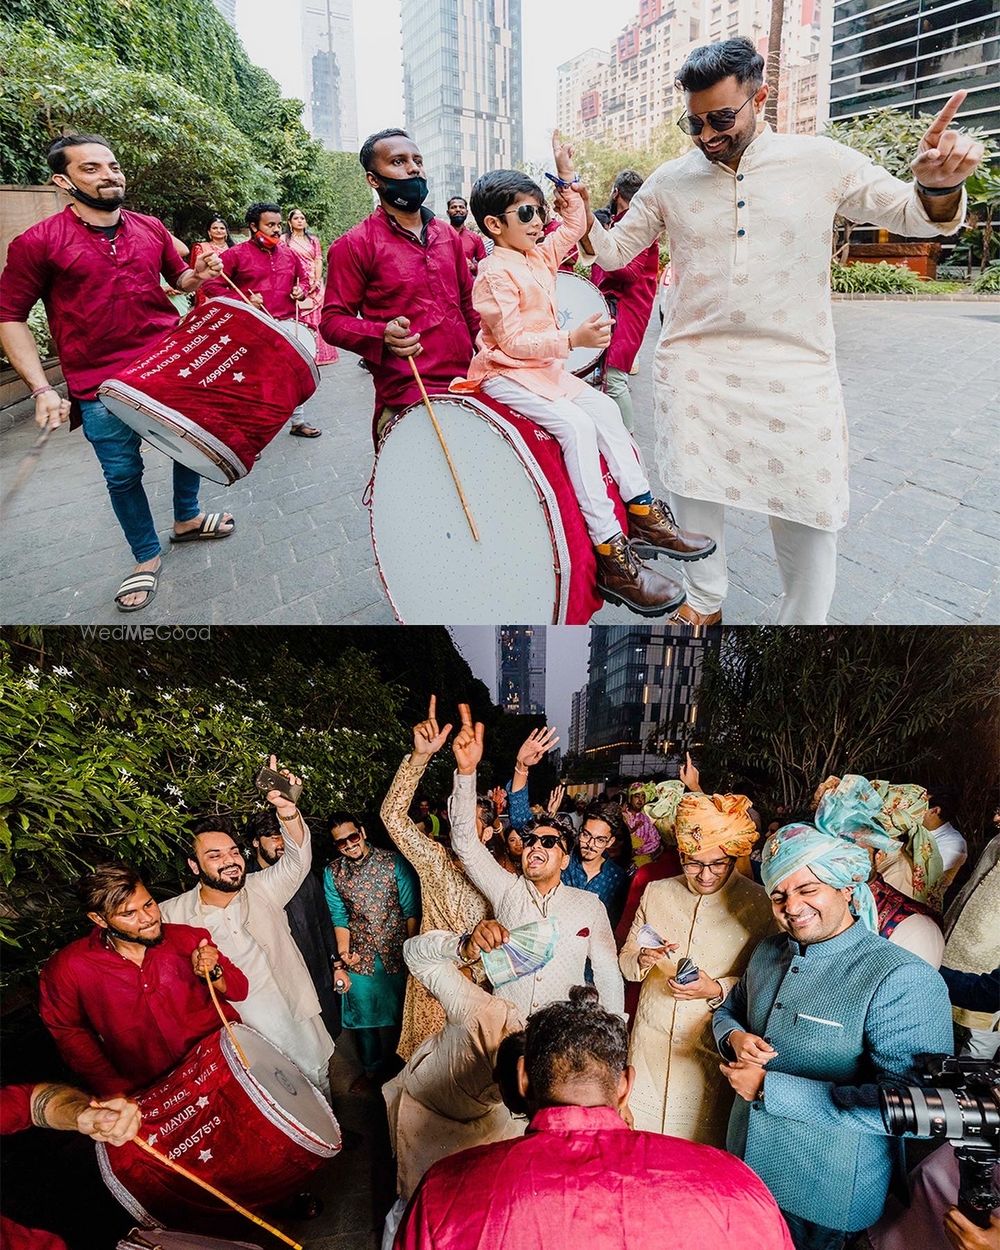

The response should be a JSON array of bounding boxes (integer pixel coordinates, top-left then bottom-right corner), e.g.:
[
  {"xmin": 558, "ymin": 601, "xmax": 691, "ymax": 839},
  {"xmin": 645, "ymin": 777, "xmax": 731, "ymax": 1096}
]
[{"xmin": 576, "ymin": 927, "xmax": 590, "ymax": 938}]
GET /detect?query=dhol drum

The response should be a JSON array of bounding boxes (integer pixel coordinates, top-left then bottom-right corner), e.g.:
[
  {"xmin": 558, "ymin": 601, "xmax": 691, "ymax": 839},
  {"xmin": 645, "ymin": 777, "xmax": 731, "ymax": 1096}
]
[
  {"xmin": 369, "ymin": 393, "xmax": 629, "ymax": 624},
  {"xmin": 97, "ymin": 298, "xmax": 319, "ymax": 485},
  {"xmin": 97, "ymin": 1026, "xmax": 341, "ymax": 1230},
  {"xmin": 554, "ymin": 271, "xmax": 612, "ymax": 377},
  {"xmin": 282, "ymin": 318, "xmax": 317, "ymax": 358}
]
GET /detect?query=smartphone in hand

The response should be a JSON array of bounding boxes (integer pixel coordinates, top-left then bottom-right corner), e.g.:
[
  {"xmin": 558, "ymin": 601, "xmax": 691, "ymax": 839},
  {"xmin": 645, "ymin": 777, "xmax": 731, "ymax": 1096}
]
[{"xmin": 255, "ymin": 765, "xmax": 302, "ymax": 805}]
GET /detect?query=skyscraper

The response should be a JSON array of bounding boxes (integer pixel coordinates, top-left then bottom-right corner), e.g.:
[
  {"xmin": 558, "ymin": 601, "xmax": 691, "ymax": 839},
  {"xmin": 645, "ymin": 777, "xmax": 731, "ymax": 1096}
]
[
  {"xmin": 826, "ymin": 0, "xmax": 997, "ymax": 147},
  {"xmin": 569, "ymin": 684, "xmax": 590, "ymax": 756},
  {"xmin": 400, "ymin": 0, "xmax": 523, "ymax": 208},
  {"xmin": 302, "ymin": 0, "xmax": 359, "ymax": 152},
  {"xmin": 496, "ymin": 627, "xmax": 546, "ymax": 718},
  {"xmin": 582, "ymin": 625, "xmax": 717, "ymax": 774}
]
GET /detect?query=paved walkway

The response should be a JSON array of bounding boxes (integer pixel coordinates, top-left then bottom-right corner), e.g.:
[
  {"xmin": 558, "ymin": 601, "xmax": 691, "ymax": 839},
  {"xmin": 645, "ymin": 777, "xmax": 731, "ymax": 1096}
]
[{"xmin": 1, "ymin": 302, "xmax": 997, "ymax": 625}]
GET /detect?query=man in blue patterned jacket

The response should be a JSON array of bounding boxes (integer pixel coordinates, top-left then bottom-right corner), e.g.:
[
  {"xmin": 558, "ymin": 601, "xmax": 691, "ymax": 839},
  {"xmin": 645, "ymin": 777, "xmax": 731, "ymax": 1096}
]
[{"xmin": 712, "ymin": 819, "xmax": 954, "ymax": 1250}]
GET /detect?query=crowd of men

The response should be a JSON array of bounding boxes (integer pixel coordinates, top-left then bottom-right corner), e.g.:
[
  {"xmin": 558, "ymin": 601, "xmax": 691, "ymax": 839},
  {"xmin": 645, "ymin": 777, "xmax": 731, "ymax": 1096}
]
[
  {"xmin": 3, "ymin": 706, "xmax": 997, "ymax": 1250},
  {"xmin": 0, "ymin": 38, "xmax": 985, "ymax": 622}
]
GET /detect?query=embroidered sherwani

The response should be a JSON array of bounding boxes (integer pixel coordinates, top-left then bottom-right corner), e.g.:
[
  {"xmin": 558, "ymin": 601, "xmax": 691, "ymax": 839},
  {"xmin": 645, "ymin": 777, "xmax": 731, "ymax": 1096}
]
[
  {"xmin": 381, "ymin": 753, "xmax": 491, "ymax": 1060},
  {"xmin": 619, "ymin": 872, "xmax": 775, "ymax": 1144},
  {"xmin": 585, "ymin": 128, "xmax": 966, "ymax": 531}
]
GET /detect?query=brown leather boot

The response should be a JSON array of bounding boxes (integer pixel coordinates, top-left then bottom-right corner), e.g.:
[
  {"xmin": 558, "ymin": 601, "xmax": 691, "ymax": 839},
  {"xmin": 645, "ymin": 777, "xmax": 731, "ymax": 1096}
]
[
  {"xmin": 627, "ymin": 499, "xmax": 717, "ymax": 561},
  {"xmin": 673, "ymin": 603, "xmax": 722, "ymax": 626},
  {"xmin": 594, "ymin": 534, "xmax": 686, "ymax": 616}
]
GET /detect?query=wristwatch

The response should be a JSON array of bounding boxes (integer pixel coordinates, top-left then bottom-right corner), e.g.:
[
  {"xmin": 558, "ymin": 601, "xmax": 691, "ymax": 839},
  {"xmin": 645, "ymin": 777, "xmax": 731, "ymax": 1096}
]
[
  {"xmin": 915, "ymin": 181, "xmax": 964, "ymax": 196},
  {"xmin": 208, "ymin": 964, "xmax": 224, "ymax": 982}
]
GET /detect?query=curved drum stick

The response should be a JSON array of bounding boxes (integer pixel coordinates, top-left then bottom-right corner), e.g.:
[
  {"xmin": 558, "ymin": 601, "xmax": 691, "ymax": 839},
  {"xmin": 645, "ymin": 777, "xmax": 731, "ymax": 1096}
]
[
  {"xmin": 0, "ymin": 421, "xmax": 58, "ymax": 521},
  {"xmin": 132, "ymin": 1137, "xmax": 302, "ymax": 1250},
  {"xmin": 218, "ymin": 270, "xmax": 277, "ymax": 321},
  {"xmin": 406, "ymin": 355, "xmax": 480, "ymax": 543},
  {"xmin": 202, "ymin": 968, "xmax": 250, "ymax": 1070}
]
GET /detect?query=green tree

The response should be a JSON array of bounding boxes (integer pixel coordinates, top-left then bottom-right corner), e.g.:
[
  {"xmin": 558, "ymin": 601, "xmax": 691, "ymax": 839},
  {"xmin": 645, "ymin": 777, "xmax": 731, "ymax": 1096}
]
[
  {"xmin": 698, "ymin": 627, "xmax": 1000, "ymax": 850},
  {"xmin": 1, "ymin": 22, "xmax": 272, "ymax": 237},
  {"xmin": 570, "ymin": 121, "xmax": 690, "ymax": 208}
]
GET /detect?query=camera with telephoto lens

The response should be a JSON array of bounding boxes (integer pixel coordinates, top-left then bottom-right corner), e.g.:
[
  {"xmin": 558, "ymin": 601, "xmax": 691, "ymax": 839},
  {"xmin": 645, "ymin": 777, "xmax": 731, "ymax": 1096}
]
[{"xmin": 879, "ymin": 1054, "xmax": 1000, "ymax": 1228}]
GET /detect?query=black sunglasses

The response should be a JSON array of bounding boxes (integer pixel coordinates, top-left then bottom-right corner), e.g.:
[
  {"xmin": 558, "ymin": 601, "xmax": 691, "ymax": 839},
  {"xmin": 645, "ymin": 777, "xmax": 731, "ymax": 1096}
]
[
  {"xmin": 677, "ymin": 91, "xmax": 757, "ymax": 136},
  {"xmin": 334, "ymin": 831, "xmax": 362, "ymax": 849},
  {"xmin": 499, "ymin": 203, "xmax": 547, "ymax": 225},
  {"xmin": 520, "ymin": 832, "xmax": 567, "ymax": 850}
]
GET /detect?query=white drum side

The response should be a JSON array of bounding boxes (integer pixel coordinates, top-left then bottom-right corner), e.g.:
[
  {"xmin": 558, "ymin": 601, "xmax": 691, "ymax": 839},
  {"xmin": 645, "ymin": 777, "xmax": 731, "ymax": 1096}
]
[
  {"xmin": 370, "ymin": 397, "xmax": 571, "ymax": 624},
  {"xmin": 554, "ymin": 271, "xmax": 610, "ymax": 377}
]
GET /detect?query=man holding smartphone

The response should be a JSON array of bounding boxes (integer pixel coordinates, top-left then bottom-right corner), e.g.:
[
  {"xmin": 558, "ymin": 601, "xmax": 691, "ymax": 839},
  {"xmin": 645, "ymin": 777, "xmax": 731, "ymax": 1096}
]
[{"xmin": 160, "ymin": 756, "xmax": 336, "ymax": 1101}]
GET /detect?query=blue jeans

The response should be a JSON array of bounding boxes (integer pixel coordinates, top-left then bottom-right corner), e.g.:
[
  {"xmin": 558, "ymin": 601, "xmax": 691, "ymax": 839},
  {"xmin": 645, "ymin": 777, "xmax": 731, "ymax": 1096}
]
[{"xmin": 80, "ymin": 398, "xmax": 201, "ymax": 562}]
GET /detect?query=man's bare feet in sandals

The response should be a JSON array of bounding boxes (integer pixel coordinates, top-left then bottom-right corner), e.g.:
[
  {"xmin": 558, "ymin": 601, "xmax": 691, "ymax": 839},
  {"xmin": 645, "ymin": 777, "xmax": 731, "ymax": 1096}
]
[
  {"xmin": 170, "ymin": 512, "xmax": 236, "ymax": 543},
  {"xmin": 115, "ymin": 556, "xmax": 161, "ymax": 611}
]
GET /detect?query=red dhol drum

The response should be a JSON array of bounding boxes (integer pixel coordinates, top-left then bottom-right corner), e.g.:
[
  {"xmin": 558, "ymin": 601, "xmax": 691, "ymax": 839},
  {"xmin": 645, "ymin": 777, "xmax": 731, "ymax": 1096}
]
[
  {"xmin": 369, "ymin": 393, "xmax": 629, "ymax": 624},
  {"xmin": 97, "ymin": 299, "xmax": 319, "ymax": 485},
  {"xmin": 97, "ymin": 1026, "xmax": 341, "ymax": 1230}
]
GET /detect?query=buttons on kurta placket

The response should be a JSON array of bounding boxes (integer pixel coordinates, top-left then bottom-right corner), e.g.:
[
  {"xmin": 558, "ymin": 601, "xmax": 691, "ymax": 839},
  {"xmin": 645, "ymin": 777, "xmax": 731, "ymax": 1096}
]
[{"xmin": 737, "ymin": 228, "xmax": 746, "ymax": 237}]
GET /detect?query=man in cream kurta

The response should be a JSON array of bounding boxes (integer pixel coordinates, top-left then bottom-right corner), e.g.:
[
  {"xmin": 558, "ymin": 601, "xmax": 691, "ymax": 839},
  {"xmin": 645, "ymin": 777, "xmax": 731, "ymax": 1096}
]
[
  {"xmin": 619, "ymin": 788, "xmax": 774, "ymax": 1144},
  {"xmin": 581, "ymin": 39, "xmax": 981, "ymax": 625},
  {"xmin": 160, "ymin": 784, "xmax": 335, "ymax": 1099}
]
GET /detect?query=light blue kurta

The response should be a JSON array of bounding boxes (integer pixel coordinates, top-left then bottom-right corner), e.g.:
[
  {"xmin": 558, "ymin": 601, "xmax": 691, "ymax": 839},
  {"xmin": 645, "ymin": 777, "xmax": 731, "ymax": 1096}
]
[{"xmin": 713, "ymin": 921, "xmax": 953, "ymax": 1232}]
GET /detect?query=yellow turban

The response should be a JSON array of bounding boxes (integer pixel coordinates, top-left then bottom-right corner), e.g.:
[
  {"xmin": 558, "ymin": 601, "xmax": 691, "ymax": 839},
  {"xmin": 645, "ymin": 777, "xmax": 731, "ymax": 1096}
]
[{"xmin": 674, "ymin": 792, "xmax": 759, "ymax": 858}]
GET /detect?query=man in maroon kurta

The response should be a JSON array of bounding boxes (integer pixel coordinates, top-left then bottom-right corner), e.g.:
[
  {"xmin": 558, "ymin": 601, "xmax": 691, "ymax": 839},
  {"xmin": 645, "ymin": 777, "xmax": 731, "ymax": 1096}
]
[
  {"xmin": 590, "ymin": 171, "xmax": 660, "ymax": 434},
  {"xmin": 447, "ymin": 196, "xmax": 487, "ymax": 276},
  {"xmin": 393, "ymin": 987, "xmax": 794, "ymax": 1250},
  {"xmin": 38, "ymin": 863, "xmax": 248, "ymax": 1097},
  {"xmin": 320, "ymin": 128, "xmax": 479, "ymax": 442},
  {"xmin": 0, "ymin": 134, "xmax": 233, "ymax": 613},
  {"xmin": 199, "ymin": 201, "xmax": 321, "ymax": 437}
]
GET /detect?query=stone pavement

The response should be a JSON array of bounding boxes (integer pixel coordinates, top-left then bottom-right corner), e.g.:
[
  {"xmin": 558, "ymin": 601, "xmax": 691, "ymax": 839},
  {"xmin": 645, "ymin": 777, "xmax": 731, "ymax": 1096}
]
[{"xmin": 1, "ymin": 302, "xmax": 997, "ymax": 625}]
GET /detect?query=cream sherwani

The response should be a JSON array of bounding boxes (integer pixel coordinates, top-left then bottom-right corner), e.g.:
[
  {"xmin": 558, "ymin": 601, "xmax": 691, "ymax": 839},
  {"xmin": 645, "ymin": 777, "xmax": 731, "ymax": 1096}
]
[
  {"xmin": 586, "ymin": 127, "xmax": 966, "ymax": 531},
  {"xmin": 619, "ymin": 871, "xmax": 775, "ymax": 1145}
]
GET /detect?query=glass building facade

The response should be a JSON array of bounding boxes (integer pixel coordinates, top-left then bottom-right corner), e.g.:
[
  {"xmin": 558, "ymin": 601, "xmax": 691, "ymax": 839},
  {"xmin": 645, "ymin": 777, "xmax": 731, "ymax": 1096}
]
[
  {"xmin": 401, "ymin": 0, "xmax": 523, "ymax": 210},
  {"xmin": 302, "ymin": 0, "xmax": 359, "ymax": 152},
  {"xmin": 828, "ymin": 0, "xmax": 999, "ymax": 147},
  {"xmin": 582, "ymin": 625, "xmax": 718, "ymax": 773},
  {"xmin": 496, "ymin": 627, "xmax": 546, "ymax": 717}
]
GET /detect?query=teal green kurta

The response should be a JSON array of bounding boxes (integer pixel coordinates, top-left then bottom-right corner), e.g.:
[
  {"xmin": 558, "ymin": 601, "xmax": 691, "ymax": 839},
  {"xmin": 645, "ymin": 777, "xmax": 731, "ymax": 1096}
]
[{"xmin": 324, "ymin": 851, "xmax": 418, "ymax": 1030}]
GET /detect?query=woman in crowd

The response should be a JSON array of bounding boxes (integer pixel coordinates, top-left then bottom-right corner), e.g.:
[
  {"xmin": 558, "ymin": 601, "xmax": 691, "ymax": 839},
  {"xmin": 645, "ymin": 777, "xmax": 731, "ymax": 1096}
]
[{"xmin": 284, "ymin": 207, "xmax": 338, "ymax": 364}]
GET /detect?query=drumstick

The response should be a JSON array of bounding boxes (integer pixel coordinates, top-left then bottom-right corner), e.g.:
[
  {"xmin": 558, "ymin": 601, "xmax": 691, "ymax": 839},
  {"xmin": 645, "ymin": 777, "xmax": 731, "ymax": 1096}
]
[
  {"xmin": 132, "ymin": 1137, "xmax": 303, "ymax": 1250},
  {"xmin": 218, "ymin": 270, "xmax": 277, "ymax": 321},
  {"xmin": 0, "ymin": 421, "xmax": 58, "ymax": 521},
  {"xmin": 202, "ymin": 968, "xmax": 251, "ymax": 1071},
  {"xmin": 406, "ymin": 355, "xmax": 480, "ymax": 543}
]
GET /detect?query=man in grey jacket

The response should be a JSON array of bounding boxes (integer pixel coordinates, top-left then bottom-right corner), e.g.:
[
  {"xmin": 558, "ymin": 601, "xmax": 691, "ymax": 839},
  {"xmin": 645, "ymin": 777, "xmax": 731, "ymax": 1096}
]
[{"xmin": 159, "ymin": 758, "xmax": 336, "ymax": 1099}]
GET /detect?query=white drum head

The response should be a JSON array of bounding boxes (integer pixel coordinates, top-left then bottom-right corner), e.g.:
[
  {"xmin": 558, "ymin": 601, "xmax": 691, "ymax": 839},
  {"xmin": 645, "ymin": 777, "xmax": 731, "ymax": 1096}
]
[
  {"xmin": 227, "ymin": 1026, "xmax": 340, "ymax": 1152},
  {"xmin": 371, "ymin": 397, "xmax": 569, "ymax": 624},
  {"xmin": 555, "ymin": 271, "xmax": 610, "ymax": 376},
  {"xmin": 99, "ymin": 382, "xmax": 243, "ymax": 485},
  {"xmin": 281, "ymin": 320, "xmax": 317, "ymax": 358}
]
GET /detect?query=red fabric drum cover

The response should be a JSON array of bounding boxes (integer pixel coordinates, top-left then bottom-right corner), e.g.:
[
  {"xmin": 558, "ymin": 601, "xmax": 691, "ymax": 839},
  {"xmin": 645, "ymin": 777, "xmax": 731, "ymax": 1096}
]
[
  {"xmin": 97, "ymin": 299, "xmax": 318, "ymax": 485},
  {"xmin": 97, "ymin": 1026, "xmax": 340, "ymax": 1231},
  {"xmin": 369, "ymin": 393, "xmax": 629, "ymax": 624}
]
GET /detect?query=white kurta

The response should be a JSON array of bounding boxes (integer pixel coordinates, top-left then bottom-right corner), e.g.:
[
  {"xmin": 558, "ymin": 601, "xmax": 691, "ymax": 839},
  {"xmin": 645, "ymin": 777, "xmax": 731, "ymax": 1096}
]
[
  {"xmin": 619, "ymin": 872, "xmax": 775, "ymax": 1145},
  {"xmin": 586, "ymin": 127, "xmax": 965, "ymax": 530}
]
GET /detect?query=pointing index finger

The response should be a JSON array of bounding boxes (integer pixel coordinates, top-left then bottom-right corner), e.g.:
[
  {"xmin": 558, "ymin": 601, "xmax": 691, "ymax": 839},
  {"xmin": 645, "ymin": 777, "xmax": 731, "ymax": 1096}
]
[{"xmin": 923, "ymin": 90, "xmax": 966, "ymax": 143}]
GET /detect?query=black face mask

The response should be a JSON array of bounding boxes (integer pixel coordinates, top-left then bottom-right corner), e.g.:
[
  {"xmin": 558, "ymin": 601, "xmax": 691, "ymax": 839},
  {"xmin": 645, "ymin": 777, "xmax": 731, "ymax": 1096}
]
[
  {"xmin": 375, "ymin": 174, "xmax": 429, "ymax": 213},
  {"xmin": 448, "ymin": 212, "xmax": 467, "ymax": 228},
  {"xmin": 61, "ymin": 178, "xmax": 126, "ymax": 212}
]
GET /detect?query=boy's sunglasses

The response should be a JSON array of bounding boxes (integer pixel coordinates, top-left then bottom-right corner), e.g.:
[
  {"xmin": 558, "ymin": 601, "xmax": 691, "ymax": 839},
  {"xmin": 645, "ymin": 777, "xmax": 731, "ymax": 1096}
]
[
  {"xmin": 520, "ymin": 832, "xmax": 567, "ymax": 850},
  {"xmin": 677, "ymin": 92, "xmax": 757, "ymax": 136},
  {"xmin": 499, "ymin": 203, "xmax": 548, "ymax": 225}
]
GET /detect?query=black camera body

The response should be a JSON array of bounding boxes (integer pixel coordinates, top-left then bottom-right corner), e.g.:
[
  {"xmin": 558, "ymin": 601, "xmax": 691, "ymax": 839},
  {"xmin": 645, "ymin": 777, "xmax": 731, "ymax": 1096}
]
[{"xmin": 880, "ymin": 1053, "xmax": 1000, "ymax": 1227}]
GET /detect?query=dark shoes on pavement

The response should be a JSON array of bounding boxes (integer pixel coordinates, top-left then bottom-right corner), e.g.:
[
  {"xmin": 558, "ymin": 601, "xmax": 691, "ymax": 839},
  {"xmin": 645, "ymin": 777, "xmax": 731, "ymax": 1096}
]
[
  {"xmin": 595, "ymin": 534, "xmax": 686, "ymax": 617},
  {"xmin": 627, "ymin": 499, "xmax": 716, "ymax": 561}
]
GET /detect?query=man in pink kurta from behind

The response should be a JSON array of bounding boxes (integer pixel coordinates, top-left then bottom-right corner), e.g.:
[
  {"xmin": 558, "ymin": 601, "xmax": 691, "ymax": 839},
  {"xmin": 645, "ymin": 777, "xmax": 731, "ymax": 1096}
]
[
  {"xmin": 319, "ymin": 129, "xmax": 480, "ymax": 442},
  {"xmin": 393, "ymin": 984, "xmax": 794, "ymax": 1250}
]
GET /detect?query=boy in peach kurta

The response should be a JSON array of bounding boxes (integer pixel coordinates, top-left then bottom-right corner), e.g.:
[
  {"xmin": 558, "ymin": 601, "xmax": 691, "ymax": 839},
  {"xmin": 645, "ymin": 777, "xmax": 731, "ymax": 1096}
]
[{"xmin": 450, "ymin": 134, "xmax": 715, "ymax": 617}]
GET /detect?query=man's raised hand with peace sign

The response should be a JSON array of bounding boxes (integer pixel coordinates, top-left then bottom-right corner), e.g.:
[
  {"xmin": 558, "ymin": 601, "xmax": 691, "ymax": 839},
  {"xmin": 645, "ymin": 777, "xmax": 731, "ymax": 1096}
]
[
  {"xmin": 452, "ymin": 703, "xmax": 485, "ymax": 777},
  {"xmin": 911, "ymin": 91, "xmax": 984, "ymax": 207}
]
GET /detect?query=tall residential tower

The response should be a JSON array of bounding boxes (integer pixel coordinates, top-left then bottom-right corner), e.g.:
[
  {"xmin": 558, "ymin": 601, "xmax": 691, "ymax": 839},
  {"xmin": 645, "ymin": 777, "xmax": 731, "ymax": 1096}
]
[{"xmin": 302, "ymin": 0, "xmax": 359, "ymax": 152}]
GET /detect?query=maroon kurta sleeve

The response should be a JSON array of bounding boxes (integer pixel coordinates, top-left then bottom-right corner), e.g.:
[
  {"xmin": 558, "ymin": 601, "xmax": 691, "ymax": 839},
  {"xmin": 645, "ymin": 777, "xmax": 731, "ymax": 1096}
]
[
  {"xmin": 0, "ymin": 1084, "xmax": 36, "ymax": 1135},
  {"xmin": 0, "ymin": 232, "xmax": 49, "ymax": 324},
  {"xmin": 451, "ymin": 233, "xmax": 480, "ymax": 342},
  {"xmin": 156, "ymin": 220, "xmax": 191, "ymax": 288},
  {"xmin": 37, "ymin": 961, "xmax": 129, "ymax": 1098},
  {"xmin": 319, "ymin": 232, "xmax": 393, "ymax": 364}
]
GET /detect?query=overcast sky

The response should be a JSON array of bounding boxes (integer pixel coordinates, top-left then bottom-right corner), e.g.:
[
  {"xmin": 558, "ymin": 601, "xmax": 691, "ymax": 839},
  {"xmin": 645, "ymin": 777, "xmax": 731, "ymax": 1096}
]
[
  {"xmin": 236, "ymin": 0, "xmax": 629, "ymax": 164},
  {"xmin": 449, "ymin": 627, "xmax": 592, "ymax": 751}
]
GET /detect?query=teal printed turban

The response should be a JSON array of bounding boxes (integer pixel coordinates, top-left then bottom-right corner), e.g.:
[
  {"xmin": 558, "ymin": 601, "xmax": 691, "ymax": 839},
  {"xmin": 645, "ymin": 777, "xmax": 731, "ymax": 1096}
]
[{"xmin": 761, "ymin": 782, "xmax": 883, "ymax": 932}]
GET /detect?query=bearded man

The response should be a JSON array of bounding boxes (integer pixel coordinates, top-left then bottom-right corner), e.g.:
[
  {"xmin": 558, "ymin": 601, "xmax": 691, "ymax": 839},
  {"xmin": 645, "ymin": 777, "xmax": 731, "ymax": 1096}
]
[{"xmin": 159, "ymin": 759, "xmax": 336, "ymax": 1099}]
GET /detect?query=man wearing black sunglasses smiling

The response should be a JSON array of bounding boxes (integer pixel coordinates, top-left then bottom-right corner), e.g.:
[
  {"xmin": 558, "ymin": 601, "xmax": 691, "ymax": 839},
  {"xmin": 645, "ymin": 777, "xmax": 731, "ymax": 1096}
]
[
  {"xmin": 579, "ymin": 37, "xmax": 983, "ymax": 628},
  {"xmin": 447, "ymin": 704, "xmax": 625, "ymax": 1019}
]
